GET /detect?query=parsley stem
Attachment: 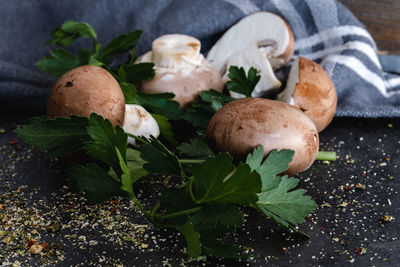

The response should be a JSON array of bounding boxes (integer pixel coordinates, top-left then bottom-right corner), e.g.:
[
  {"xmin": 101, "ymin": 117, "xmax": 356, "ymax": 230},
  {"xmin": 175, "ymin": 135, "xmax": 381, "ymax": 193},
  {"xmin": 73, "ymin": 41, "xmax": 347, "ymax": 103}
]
[
  {"xmin": 150, "ymin": 202, "xmax": 161, "ymax": 217},
  {"xmin": 156, "ymin": 207, "xmax": 202, "ymax": 220},
  {"xmin": 129, "ymin": 192, "xmax": 151, "ymax": 219},
  {"xmin": 316, "ymin": 151, "xmax": 337, "ymax": 162},
  {"xmin": 179, "ymin": 159, "xmax": 206, "ymax": 164}
]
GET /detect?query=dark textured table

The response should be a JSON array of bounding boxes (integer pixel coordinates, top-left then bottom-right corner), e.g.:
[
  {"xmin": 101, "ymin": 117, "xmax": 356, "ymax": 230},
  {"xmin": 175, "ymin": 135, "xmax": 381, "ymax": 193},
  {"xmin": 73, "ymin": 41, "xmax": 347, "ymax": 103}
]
[{"xmin": 1, "ymin": 113, "xmax": 399, "ymax": 266}]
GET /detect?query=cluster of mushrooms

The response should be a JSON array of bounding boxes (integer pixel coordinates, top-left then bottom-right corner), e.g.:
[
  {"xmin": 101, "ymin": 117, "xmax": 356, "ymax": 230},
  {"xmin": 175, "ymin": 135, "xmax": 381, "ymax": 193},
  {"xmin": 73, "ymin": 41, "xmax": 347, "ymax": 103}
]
[{"xmin": 46, "ymin": 12, "xmax": 337, "ymax": 175}]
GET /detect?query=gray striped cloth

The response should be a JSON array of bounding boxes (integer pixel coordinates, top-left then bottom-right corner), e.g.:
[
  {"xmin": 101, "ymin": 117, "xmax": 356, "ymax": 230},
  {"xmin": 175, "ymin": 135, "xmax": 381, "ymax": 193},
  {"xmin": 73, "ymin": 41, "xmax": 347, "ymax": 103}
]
[{"xmin": 1, "ymin": 0, "xmax": 399, "ymax": 117}]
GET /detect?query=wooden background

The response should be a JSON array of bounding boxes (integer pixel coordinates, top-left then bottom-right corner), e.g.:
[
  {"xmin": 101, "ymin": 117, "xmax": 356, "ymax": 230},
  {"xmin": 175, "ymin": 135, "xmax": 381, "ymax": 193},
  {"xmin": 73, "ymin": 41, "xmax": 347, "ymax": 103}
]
[{"xmin": 339, "ymin": 0, "xmax": 400, "ymax": 53}]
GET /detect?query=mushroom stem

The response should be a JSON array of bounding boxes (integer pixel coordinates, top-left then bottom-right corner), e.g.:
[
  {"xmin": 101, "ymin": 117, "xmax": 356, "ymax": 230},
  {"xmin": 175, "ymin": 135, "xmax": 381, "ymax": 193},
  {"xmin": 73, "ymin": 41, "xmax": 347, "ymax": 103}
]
[{"xmin": 316, "ymin": 151, "xmax": 337, "ymax": 162}]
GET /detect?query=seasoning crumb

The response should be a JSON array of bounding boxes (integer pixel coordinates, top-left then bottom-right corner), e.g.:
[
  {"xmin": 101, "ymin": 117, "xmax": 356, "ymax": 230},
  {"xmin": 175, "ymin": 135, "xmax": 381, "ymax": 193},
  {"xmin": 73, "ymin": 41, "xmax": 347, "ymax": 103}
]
[
  {"xmin": 380, "ymin": 215, "xmax": 394, "ymax": 223},
  {"xmin": 28, "ymin": 244, "xmax": 43, "ymax": 254}
]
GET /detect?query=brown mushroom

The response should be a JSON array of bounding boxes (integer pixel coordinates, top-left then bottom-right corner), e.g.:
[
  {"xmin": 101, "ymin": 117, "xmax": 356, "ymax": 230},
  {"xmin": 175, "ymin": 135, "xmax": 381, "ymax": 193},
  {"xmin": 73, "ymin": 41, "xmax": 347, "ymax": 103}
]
[
  {"xmin": 46, "ymin": 65, "xmax": 125, "ymax": 127},
  {"xmin": 207, "ymin": 98, "xmax": 319, "ymax": 175},
  {"xmin": 277, "ymin": 57, "xmax": 337, "ymax": 132},
  {"xmin": 135, "ymin": 34, "xmax": 224, "ymax": 107}
]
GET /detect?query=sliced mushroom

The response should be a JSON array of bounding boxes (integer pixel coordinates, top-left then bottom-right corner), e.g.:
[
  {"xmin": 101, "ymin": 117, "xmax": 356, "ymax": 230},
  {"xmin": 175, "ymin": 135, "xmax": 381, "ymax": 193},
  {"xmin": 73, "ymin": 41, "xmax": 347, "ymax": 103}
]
[
  {"xmin": 277, "ymin": 57, "xmax": 337, "ymax": 132},
  {"xmin": 122, "ymin": 104, "xmax": 160, "ymax": 145},
  {"xmin": 207, "ymin": 12, "xmax": 294, "ymax": 97},
  {"xmin": 136, "ymin": 34, "xmax": 223, "ymax": 107}
]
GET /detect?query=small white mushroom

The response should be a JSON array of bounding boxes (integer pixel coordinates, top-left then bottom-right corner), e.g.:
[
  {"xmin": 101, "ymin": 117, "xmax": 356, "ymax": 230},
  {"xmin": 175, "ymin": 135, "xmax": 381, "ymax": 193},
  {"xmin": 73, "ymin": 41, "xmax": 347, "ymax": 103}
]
[
  {"xmin": 207, "ymin": 12, "xmax": 295, "ymax": 97},
  {"xmin": 136, "ymin": 34, "xmax": 223, "ymax": 107},
  {"xmin": 122, "ymin": 104, "xmax": 160, "ymax": 145}
]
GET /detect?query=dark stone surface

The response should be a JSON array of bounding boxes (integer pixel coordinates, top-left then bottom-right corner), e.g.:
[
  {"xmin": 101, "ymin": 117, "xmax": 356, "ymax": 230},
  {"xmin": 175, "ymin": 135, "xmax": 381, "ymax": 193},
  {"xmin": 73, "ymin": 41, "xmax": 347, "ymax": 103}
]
[{"xmin": 1, "ymin": 114, "xmax": 399, "ymax": 266}]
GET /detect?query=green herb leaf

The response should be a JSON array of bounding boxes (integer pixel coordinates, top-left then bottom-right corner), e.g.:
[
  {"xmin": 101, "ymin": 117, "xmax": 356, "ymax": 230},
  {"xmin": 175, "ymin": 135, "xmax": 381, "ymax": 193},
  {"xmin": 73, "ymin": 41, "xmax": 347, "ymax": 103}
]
[
  {"xmin": 15, "ymin": 115, "xmax": 90, "ymax": 157},
  {"xmin": 136, "ymin": 92, "xmax": 183, "ymax": 120},
  {"xmin": 46, "ymin": 20, "xmax": 97, "ymax": 47},
  {"xmin": 67, "ymin": 164, "xmax": 126, "ymax": 203},
  {"xmin": 137, "ymin": 136, "xmax": 183, "ymax": 176},
  {"xmin": 35, "ymin": 49, "xmax": 81, "ymax": 77},
  {"xmin": 177, "ymin": 138, "xmax": 213, "ymax": 158},
  {"xmin": 191, "ymin": 153, "xmax": 261, "ymax": 205},
  {"xmin": 257, "ymin": 176, "xmax": 317, "ymax": 225},
  {"xmin": 177, "ymin": 220, "xmax": 201, "ymax": 258},
  {"xmin": 125, "ymin": 148, "xmax": 148, "ymax": 183},
  {"xmin": 117, "ymin": 147, "xmax": 134, "ymax": 195},
  {"xmin": 160, "ymin": 187, "xmax": 197, "ymax": 225},
  {"xmin": 99, "ymin": 30, "xmax": 142, "ymax": 62},
  {"xmin": 123, "ymin": 63, "xmax": 155, "ymax": 83},
  {"xmin": 85, "ymin": 113, "xmax": 127, "ymax": 176},
  {"xmin": 151, "ymin": 114, "xmax": 176, "ymax": 145},
  {"xmin": 246, "ymin": 146, "xmax": 317, "ymax": 228},
  {"xmin": 246, "ymin": 146, "xmax": 294, "ymax": 191},
  {"xmin": 226, "ymin": 66, "xmax": 260, "ymax": 97},
  {"xmin": 200, "ymin": 89, "xmax": 235, "ymax": 112},
  {"xmin": 119, "ymin": 82, "xmax": 138, "ymax": 104},
  {"xmin": 183, "ymin": 89, "xmax": 234, "ymax": 134},
  {"xmin": 191, "ymin": 204, "xmax": 243, "ymax": 228}
]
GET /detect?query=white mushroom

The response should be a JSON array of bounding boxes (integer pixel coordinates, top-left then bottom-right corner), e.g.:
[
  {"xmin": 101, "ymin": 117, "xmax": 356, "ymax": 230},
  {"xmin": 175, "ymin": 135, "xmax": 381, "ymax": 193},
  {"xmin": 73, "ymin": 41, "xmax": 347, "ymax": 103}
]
[
  {"xmin": 122, "ymin": 104, "xmax": 160, "ymax": 145},
  {"xmin": 135, "ymin": 34, "xmax": 223, "ymax": 107},
  {"xmin": 207, "ymin": 12, "xmax": 295, "ymax": 97}
]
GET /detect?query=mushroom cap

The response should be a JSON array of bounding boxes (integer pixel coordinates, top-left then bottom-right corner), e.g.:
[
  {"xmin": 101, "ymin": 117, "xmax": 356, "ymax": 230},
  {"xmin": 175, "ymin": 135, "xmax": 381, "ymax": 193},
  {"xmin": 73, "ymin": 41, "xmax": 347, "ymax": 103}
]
[
  {"xmin": 136, "ymin": 34, "xmax": 224, "ymax": 108},
  {"xmin": 46, "ymin": 65, "xmax": 125, "ymax": 127},
  {"xmin": 122, "ymin": 104, "xmax": 160, "ymax": 145},
  {"xmin": 207, "ymin": 98, "xmax": 319, "ymax": 175},
  {"xmin": 278, "ymin": 57, "xmax": 337, "ymax": 132}
]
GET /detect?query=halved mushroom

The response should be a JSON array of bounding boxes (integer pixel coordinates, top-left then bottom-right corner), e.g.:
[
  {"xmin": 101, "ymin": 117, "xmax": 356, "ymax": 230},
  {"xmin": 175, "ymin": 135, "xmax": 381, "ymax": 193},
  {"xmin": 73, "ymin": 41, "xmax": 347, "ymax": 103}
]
[
  {"xmin": 207, "ymin": 12, "xmax": 294, "ymax": 97},
  {"xmin": 122, "ymin": 104, "xmax": 160, "ymax": 145},
  {"xmin": 135, "ymin": 34, "xmax": 223, "ymax": 107},
  {"xmin": 277, "ymin": 57, "xmax": 337, "ymax": 132}
]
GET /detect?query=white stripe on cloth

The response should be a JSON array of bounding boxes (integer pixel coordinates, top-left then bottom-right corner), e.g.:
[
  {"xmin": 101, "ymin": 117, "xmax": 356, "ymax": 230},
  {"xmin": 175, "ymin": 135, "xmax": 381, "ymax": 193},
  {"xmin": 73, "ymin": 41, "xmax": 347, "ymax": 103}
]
[
  {"xmin": 222, "ymin": 0, "xmax": 260, "ymax": 15},
  {"xmin": 295, "ymin": 25, "xmax": 377, "ymax": 51},
  {"xmin": 385, "ymin": 77, "xmax": 400, "ymax": 90},
  {"xmin": 298, "ymin": 41, "xmax": 381, "ymax": 68},
  {"xmin": 270, "ymin": 0, "xmax": 308, "ymax": 39},
  {"xmin": 321, "ymin": 55, "xmax": 400, "ymax": 98}
]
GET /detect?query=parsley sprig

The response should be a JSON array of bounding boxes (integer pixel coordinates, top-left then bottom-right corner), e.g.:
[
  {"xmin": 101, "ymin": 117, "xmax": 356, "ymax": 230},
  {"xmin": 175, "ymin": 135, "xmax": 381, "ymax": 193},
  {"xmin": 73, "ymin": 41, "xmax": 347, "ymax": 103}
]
[
  {"xmin": 16, "ymin": 114, "xmax": 316, "ymax": 258},
  {"xmin": 17, "ymin": 20, "xmax": 318, "ymax": 259}
]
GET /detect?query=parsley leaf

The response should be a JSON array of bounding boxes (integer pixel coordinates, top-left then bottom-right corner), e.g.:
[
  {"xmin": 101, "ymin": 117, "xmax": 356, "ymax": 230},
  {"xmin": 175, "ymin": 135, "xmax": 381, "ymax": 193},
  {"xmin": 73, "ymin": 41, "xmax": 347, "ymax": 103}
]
[
  {"xmin": 226, "ymin": 66, "xmax": 260, "ymax": 97},
  {"xmin": 67, "ymin": 164, "xmax": 126, "ymax": 203},
  {"xmin": 99, "ymin": 30, "xmax": 142, "ymax": 63},
  {"xmin": 15, "ymin": 115, "xmax": 90, "ymax": 158},
  {"xmin": 46, "ymin": 20, "xmax": 97, "ymax": 48},
  {"xmin": 177, "ymin": 220, "xmax": 201, "ymax": 258},
  {"xmin": 246, "ymin": 146, "xmax": 294, "ymax": 191},
  {"xmin": 191, "ymin": 153, "xmax": 261, "ymax": 205},
  {"xmin": 137, "ymin": 136, "xmax": 183, "ymax": 176},
  {"xmin": 151, "ymin": 114, "xmax": 176, "ymax": 145},
  {"xmin": 177, "ymin": 138, "xmax": 213, "ymax": 158},
  {"xmin": 191, "ymin": 204, "xmax": 243, "ymax": 228},
  {"xmin": 257, "ymin": 176, "xmax": 317, "ymax": 226},
  {"xmin": 85, "ymin": 114, "xmax": 127, "ymax": 176},
  {"xmin": 246, "ymin": 146, "xmax": 317, "ymax": 230},
  {"xmin": 35, "ymin": 49, "xmax": 81, "ymax": 77},
  {"xmin": 123, "ymin": 63, "xmax": 155, "ymax": 83},
  {"xmin": 136, "ymin": 92, "xmax": 183, "ymax": 120}
]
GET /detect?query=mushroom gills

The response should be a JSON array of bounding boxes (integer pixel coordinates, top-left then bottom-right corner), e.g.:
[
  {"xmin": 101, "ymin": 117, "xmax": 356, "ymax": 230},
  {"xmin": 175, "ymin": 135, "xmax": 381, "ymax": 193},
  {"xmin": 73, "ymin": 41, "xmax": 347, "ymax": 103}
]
[
  {"xmin": 277, "ymin": 57, "xmax": 300, "ymax": 104},
  {"xmin": 224, "ymin": 45, "xmax": 282, "ymax": 98}
]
